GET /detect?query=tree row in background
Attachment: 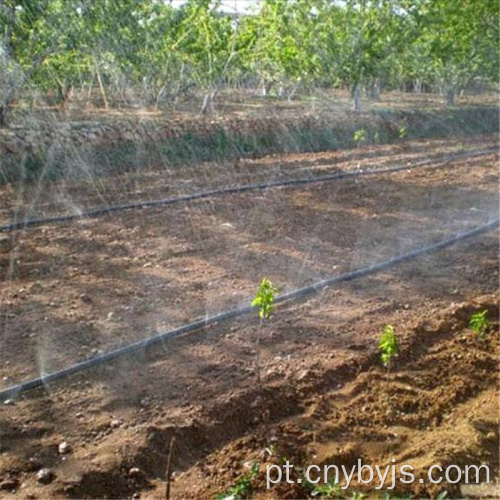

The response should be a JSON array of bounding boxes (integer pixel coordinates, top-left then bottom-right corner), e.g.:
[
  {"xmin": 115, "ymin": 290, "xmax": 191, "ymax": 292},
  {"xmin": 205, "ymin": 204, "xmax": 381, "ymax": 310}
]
[{"xmin": 0, "ymin": 0, "xmax": 498, "ymax": 122}]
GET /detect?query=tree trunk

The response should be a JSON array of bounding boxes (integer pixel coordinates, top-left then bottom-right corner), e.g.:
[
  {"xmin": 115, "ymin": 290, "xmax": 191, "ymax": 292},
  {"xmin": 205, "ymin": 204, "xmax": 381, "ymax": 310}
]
[
  {"xmin": 57, "ymin": 82, "xmax": 73, "ymax": 108},
  {"xmin": 353, "ymin": 83, "xmax": 361, "ymax": 112},
  {"xmin": 85, "ymin": 80, "xmax": 94, "ymax": 108},
  {"xmin": 201, "ymin": 92, "xmax": 211, "ymax": 114},
  {"xmin": 287, "ymin": 81, "xmax": 300, "ymax": 101},
  {"xmin": 154, "ymin": 83, "xmax": 168, "ymax": 110},
  {"xmin": 0, "ymin": 4, "xmax": 15, "ymax": 127},
  {"xmin": 446, "ymin": 87, "xmax": 455, "ymax": 106},
  {"xmin": 261, "ymin": 80, "xmax": 272, "ymax": 97},
  {"xmin": 0, "ymin": 105, "xmax": 8, "ymax": 127},
  {"xmin": 96, "ymin": 71, "xmax": 108, "ymax": 109},
  {"xmin": 201, "ymin": 87, "xmax": 219, "ymax": 115}
]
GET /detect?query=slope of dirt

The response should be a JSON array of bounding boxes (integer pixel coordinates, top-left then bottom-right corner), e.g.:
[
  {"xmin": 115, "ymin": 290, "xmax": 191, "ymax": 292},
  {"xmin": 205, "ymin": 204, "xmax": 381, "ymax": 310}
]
[
  {"xmin": 0, "ymin": 136, "xmax": 498, "ymax": 499},
  {"xmin": 174, "ymin": 297, "xmax": 499, "ymax": 499}
]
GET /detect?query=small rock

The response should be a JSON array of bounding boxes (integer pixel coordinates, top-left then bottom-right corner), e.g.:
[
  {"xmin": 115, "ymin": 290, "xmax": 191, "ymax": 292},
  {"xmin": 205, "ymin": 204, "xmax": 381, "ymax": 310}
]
[
  {"xmin": 79, "ymin": 294, "xmax": 92, "ymax": 304},
  {"xmin": 36, "ymin": 468, "xmax": 55, "ymax": 484},
  {"xmin": 297, "ymin": 369, "xmax": 310, "ymax": 381},
  {"xmin": 128, "ymin": 467, "xmax": 144, "ymax": 478},
  {"xmin": 58, "ymin": 441, "xmax": 71, "ymax": 455},
  {"xmin": 110, "ymin": 419, "xmax": 122, "ymax": 429},
  {"xmin": 3, "ymin": 399, "xmax": 14, "ymax": 406}
]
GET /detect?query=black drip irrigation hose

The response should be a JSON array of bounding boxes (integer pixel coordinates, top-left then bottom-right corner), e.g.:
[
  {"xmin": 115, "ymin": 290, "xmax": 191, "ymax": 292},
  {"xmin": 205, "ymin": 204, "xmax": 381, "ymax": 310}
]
[
  {"xmin": 0, "ymin": 218, "xmax": 498, "ymax": 401},
  {"xmin": 1, "ymin": 148, "xmax": 496, "ymax": 234}
]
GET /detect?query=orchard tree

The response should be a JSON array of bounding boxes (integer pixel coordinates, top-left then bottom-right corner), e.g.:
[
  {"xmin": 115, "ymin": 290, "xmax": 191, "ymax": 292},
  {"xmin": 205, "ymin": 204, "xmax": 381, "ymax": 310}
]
[
  {"xmin": 411, "ymin": 0, "xmax": 499, "ymax": 105},
  {"xmin": 174, "ymin": 0, "xmax": 239, "ymax": 113},
  {"xmin": 318, "ymin": 0, "xmax": 402, "ymax": 111},
  {"xmin": 239, "ymin": 0, "xmax": 321, "ymax": 99}
]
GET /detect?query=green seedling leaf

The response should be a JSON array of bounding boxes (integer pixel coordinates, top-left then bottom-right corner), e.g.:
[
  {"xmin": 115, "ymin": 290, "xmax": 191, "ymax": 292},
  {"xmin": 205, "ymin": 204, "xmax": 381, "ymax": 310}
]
[
  {"xmin": 251, "ymin": 277, "xmax": 280, "ymax": 320},
  {"xmin": 379, "ymin": 325, "xmax": 399, "ymax": 368},
  {"xmin": 215, "ymin": 463, "xmax": 259, "ymax": 500},
  {"xmin": 469, "ymin": 310, "xmax": 490, "ymax": 339}
]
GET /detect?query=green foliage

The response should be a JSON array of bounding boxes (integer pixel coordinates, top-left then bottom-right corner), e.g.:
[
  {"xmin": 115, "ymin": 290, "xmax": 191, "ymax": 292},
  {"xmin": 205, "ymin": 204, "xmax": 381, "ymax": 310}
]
[
  {"xmin": 353, "ymin": 129, "xmax": 367, "ymax": 145},
  {"xmin": 215, "ymin": 463, "xmax": 259, "ymax": 500},
  {"xmin": 378, "ymin": 493, "xmax": 413, "ymax": 500},
  {"xmin": 350, "ymin": 493, "xmax": 366, "ymax": 500},
  {"xmin": 379, "ymin": 325, "xmax": 399, "ymax": 368},
  {"xmin": 1, "ymin": 0, "xmax": 498, "ymax": 109},
  {"xmin": 251, "ymin": 278, "xmax": 279, "ymax": 321},
  {"xmin": 469, "ymin": 310, "xmax": 491, "ymax": 339},
  {"xmin": 305, "ymin": 478, "xmax": 342, "ymax": 499}
]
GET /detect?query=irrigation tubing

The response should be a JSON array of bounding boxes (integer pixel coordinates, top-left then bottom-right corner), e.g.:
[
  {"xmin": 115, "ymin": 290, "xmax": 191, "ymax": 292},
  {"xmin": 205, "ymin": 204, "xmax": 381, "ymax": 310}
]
[
  {"xmin": 0, "ymin": 218, "xmax": 497, "ymax": 401},
  {"xmin": 0, "ymin": 148, "xmax": 496, "ymax": 234}
]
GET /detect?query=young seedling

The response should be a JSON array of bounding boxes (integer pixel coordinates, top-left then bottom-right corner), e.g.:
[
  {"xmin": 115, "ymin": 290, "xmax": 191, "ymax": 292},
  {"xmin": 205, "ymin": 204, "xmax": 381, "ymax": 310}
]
[
  {"xmin": 251, "ymin": 278, "xmax": 280, "ymax": 437},
  {"xmin": 379, "ymin": 325, "xmax": 399, "ymax": 370},
  {"xmin": 469, "ymin": 310, "xmax": 490, "ymax": 340},
  {"xmin": 215, "ymin": 463, "xmax": 259, "ymax": 500},
  {"xmin": 251, "ymin": 277, "xmax": 279, "ymax": 322},
  {"xmin": 379, "ymin": 325, "xmax": 399, "ymax": 407},
  {"xmin": 305, "ymin": 478, "xmax": 342, "ymax": 499},
  {"xmin": 353, "ymin": 128, "xmax": 367, "ymax": 148}
]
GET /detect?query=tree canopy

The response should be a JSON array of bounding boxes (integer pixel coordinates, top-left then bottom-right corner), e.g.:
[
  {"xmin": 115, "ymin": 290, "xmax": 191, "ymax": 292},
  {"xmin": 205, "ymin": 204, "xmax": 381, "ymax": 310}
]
[{"xmin": 0, "ymin": 0, "xmax": 498, "ymax": 114}]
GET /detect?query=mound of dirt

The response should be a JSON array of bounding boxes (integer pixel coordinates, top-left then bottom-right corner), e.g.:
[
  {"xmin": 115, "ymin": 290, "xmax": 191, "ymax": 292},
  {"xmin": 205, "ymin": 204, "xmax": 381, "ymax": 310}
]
[{"xmin": 173, "ymin": 297, "xmax": 499, "ymax": 499}]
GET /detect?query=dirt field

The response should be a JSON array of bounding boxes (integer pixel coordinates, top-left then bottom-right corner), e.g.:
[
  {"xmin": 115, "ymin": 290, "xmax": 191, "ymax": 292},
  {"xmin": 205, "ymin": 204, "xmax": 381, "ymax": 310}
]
[{"xmin": 0, "ymin": 134, "xmax": 498, "ymax": 498}]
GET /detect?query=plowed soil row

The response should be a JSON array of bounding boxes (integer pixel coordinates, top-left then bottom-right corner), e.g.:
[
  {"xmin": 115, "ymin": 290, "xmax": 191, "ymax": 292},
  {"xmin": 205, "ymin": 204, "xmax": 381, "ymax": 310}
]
[{"xmin": 0, "ymin": 135, "xmax": 498, "ymax": 499}]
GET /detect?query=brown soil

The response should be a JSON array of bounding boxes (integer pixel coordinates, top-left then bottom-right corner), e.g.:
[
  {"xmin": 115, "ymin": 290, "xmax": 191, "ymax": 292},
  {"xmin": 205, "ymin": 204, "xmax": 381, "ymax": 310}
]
[{"xmin": 0, "ymin": 134, "xmax": 498, "ymax": 499}]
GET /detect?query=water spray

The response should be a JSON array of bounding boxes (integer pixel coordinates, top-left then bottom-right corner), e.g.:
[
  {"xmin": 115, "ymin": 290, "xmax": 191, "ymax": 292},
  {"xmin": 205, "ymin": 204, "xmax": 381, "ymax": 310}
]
[
  {"xmin": 0, "ymin": 148, "xmax": 495, "ymax": 234},
  {"xmin": 0, "ymin": 218, "xmax": 497, "ymax": 402}
]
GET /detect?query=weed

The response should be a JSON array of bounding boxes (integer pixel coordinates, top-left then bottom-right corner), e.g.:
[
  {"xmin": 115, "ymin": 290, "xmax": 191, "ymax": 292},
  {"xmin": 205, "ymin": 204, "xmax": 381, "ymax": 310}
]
[
  {"xmin": 379, "ymin": 493, "xmax": 413, "ymax": 500},
  {"xmin": 353, "ymin": 128, "xmax": 367, "ymax": 147},
  {"xmin": 305, "ymin": 478, "xmax": 343, "ymax": 499},
  {"xmin": 469, "ymin": 310, "xmax": 490, "ymax": 339},
  {"xmin": 379, "ymin": 325, "xmax": 399, "ymax": 369},
  {"xmin": 215, "ymin": 463, "xmax": 259, "ymax": 500},
  {"xmin": 350, "ymin": 493, "xmax": 366, "ymax": 500},
  {"xmin": 398, "ymin": 126, "xmax": 408, "ymax": 139}
]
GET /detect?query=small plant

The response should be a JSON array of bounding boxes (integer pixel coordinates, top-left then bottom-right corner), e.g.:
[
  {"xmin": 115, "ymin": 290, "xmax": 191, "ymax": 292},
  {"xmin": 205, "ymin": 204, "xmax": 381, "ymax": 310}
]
[
  {"xmin": 350, "ymin": 493, "xmax": 366, "ymax": 500},
  {"xmin": 251, "ymin": 278, "xmax": 280, "ymax": 438},
  {"xmin": 379, "ymin": 325, "xmax": 399, "ymax": 369},
  {"xmin": 353, "ymin": 128, "xmax": 367, "ymax": 147},
  {"xmin": 379, "ymin": 494, "xmax": 413, "ymax": 500},
  {"xmin": 215, "ymin": 463, "xmax": 259, "ymax": 500},
  {"xmin": 251, "ymin": 277, "xmax": 279, "ymax": 320},
  {"xmin": 469, "ymin": 310, "xmax": 490, "ymax": 339},
  {"xmin": 305, "ymin": 478, "xmax": 343, "ymax": 499},
  {"xmin": 398, "ymin": 126, "xmax": 408, "ymax": 139}
]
